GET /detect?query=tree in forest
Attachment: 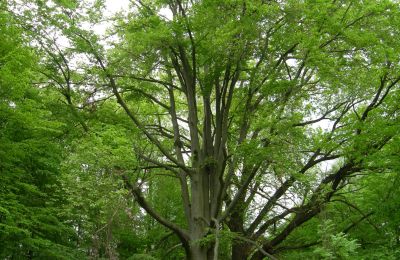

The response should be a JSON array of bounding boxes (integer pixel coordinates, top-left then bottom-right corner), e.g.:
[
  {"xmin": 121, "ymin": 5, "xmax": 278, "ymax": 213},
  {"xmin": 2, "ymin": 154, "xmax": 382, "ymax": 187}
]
[
  {"xmin": 0, "ymin": 4, "xmax": 87, "ymax": 258},
  {"xmin": 9, "ymin": 0, "xmax": 400, "ymax": 259}
]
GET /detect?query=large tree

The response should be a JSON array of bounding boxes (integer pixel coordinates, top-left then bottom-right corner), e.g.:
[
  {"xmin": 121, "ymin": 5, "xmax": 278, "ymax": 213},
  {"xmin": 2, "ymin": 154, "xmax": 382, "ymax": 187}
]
[{"xmin": 11, "ymin": 0, "xmax": 400, "ymax": 259}]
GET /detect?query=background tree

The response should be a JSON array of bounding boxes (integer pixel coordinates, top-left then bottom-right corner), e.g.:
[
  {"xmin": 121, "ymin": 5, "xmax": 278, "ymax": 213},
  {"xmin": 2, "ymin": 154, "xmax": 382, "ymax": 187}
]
[{"xmin": 0, "ymin": 4, "xmax": 85, "ymax": 258}]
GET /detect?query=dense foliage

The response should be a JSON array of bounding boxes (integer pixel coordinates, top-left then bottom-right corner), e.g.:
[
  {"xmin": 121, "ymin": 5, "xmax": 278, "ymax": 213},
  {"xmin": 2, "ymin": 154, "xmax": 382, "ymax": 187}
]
[{"xmin": 1, "ymin": 0, "xmax": 400, "ymax": 259}]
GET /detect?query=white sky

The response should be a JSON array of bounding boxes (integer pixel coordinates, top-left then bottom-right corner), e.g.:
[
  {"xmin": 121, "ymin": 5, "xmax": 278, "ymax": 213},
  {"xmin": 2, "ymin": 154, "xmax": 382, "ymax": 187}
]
[
  {"xmin": 104, "ymin": 0, "xmax": 130, "ymax": 15},
  {"xmin": 90, "ymin": 0, "xmax": 172, "ymax": 37}
]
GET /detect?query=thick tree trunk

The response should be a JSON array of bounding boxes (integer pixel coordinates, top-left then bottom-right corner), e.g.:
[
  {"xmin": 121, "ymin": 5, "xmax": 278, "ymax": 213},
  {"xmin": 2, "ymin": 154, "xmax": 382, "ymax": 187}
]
[
  {"xmin": 228, "ymin": 209, "xmax": 248, "ymax": 260},
  {"xmin": 187, "ymin": 168, "xmax": 213, "ymax": 260},
  {"xmin": 231, "ymin": 243, "xmax": 251, "ymax": 260},
  {"xmin": 188, "ymin": 244, "xmax": 209, "ymax": 260}
]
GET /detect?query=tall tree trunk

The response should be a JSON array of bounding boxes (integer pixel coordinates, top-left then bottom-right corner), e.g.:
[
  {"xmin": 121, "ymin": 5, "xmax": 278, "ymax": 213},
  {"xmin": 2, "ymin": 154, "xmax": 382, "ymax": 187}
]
[
  {"xmin": 188, "ymin": 168, "xmax": 212, "ymax": 260},
  {"xmin": 228, "ymin": 209, "xmax": 247, "ymax": 260},
  {"xmin": 189, "ymin": 244, "xmax": 209, "ymax": 260},
  {"xmin": 232, "ymin": 243, "xmax": 251, "ymax": 260}
]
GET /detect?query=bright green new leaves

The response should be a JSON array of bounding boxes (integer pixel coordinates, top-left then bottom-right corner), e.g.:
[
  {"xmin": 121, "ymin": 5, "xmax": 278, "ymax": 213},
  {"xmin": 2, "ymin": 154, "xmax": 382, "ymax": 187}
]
[{"xmin": 0, "ymin": 7, "xmax": 83, "ymax": 259}]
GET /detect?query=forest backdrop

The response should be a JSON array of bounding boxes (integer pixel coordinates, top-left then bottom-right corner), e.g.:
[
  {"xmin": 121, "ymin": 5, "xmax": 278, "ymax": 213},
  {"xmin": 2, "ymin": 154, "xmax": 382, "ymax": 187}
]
[{"xmin": 1, "ymin": 0, "xmax": 400, "ymax": 259}]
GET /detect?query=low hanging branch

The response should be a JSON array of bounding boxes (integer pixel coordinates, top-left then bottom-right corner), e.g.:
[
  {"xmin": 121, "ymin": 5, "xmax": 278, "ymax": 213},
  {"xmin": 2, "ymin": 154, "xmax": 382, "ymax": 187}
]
[{"xmin": 121, "ymin": 174, "xmax": 190, "ymax": 247}]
